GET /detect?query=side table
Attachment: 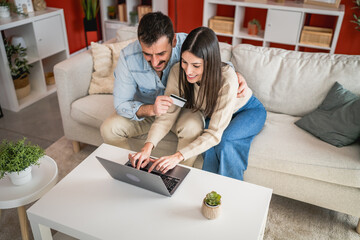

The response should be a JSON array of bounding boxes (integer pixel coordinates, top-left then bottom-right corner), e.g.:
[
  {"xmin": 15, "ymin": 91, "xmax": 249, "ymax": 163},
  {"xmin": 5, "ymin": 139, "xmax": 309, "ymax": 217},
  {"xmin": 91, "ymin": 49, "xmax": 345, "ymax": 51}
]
[{"xmin": 0, "ymin": 156, "xmax": 58, "ymax": 240}]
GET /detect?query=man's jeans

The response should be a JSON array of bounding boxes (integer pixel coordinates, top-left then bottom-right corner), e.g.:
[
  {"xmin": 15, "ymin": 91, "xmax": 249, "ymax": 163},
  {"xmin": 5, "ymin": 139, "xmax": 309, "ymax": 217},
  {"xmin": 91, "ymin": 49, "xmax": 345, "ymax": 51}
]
[{"xmin": 202, "ymin": 95, "xmax": 266, "ymax": 180}]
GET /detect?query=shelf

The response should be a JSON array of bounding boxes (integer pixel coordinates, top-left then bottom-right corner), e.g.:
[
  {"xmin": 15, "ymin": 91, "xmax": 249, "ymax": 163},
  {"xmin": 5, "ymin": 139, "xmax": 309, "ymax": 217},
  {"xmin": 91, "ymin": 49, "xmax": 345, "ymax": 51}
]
[
  {"xmin": 0, "ymin": 8, "xmax": 69, "ymax": 112},
  {"xmin": 297, "ymin": 43, "xmax": 331, "ymax": 50},
  {"xmin": 238, "ymin": 28, "xmax": 265, "ymax": 41},
  {"xmin": 100, "ymin": 0, "xmax": 168, "ymax": 41},
  {"xmin": 203, "ymin": 0, "xmax": 344, "ymax": 53},
  {"xmin": 214, "ymin": 31, "xmax": 234, "ymax": 38}
]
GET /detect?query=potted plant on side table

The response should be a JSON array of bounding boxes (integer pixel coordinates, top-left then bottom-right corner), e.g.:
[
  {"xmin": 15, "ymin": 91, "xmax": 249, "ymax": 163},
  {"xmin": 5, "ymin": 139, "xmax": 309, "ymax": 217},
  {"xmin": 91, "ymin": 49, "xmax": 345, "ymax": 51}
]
[
  {"xmin": 201, "ymin": 191, "xmax": 222, "ymax": 219},
  {"xmin": 0, "ymin": 138, "xmax": 45, "ymax": 185},
  {"xmin": 248, "ymin": 18, "xmax": 261, "ymax": 36},
  {"xmin": 4, "ymin": 37, "xmax": 32, "ymax": 99}
]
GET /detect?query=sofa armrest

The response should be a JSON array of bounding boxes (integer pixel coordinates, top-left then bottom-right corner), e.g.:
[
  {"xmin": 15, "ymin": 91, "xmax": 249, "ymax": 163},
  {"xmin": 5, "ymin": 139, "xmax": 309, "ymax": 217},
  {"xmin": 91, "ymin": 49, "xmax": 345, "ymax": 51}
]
[{"xmin": 54, "ymin": 50, "xmax": 94, "ymax": 138}]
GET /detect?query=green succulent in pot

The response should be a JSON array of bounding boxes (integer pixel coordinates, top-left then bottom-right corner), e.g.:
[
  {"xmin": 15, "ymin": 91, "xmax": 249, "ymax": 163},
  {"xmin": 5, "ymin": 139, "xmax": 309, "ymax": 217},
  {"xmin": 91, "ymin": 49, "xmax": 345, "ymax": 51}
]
[
  {"xmin": 205, "ymin": 191, "xmax": 222, "ymax": 206},
  {"xmin": 0, "ymin": 138, "xmax": 44, "ymax": 179}
]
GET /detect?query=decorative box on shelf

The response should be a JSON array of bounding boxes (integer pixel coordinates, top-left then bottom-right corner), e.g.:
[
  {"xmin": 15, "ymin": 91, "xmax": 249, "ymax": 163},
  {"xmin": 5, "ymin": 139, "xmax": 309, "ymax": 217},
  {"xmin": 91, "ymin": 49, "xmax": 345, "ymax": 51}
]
[
  {"xmin": 209, "ymin": 16, "xmax": 234, "ymax": 35},
  {"xmin": 300, "ymin": 26, "xmax": 333, "ymax": 47}
]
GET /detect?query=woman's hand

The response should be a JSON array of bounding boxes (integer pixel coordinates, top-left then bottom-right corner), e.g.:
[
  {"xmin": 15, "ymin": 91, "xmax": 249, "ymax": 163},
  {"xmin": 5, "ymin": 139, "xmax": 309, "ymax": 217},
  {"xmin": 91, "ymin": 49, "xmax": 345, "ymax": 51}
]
[
  {"xmin": 128, "ymin": 142, "xmax": 154, "ymax": 169},
  {"xmin": 148, "ymin": 152, "xmax": 184, "ymax": 174}
]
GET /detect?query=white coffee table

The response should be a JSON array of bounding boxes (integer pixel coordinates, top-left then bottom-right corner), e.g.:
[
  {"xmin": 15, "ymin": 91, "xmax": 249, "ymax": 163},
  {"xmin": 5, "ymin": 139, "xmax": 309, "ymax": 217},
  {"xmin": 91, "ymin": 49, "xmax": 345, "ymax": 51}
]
[
  {"xmin": 0, "ymin": 156, "xmax": 58, "ymax": 240},
  {"xmin": 27, "ymin": 144, "xmax": 272, "ymax": 240}
]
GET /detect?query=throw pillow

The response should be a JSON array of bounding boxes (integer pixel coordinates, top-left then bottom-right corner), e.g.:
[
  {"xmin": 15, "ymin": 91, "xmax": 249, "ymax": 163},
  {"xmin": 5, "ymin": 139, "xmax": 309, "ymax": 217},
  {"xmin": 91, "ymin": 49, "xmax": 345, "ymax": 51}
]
[
  {"xmin": 295, "ymin": 82, "xmax": 360, "ymax": 147},
  {"xmin": 89, "ymin": 39, "xmax": 136, "ymax": 95}
]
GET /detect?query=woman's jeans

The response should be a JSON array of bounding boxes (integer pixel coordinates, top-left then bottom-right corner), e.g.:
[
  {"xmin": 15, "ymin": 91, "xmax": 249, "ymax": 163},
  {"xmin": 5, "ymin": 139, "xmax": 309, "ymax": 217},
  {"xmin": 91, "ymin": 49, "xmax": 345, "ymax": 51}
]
[{"xmin": 202, "ymin": 95, "xmax": 266, "ymax": 180}]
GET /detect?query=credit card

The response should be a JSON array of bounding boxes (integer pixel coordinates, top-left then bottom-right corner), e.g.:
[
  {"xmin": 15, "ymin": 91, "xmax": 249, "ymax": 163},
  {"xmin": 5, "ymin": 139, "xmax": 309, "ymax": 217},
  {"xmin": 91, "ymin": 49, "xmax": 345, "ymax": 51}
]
[{"xmin": 170, "ymin": 94, "xmax": 187, "ymax": 107}]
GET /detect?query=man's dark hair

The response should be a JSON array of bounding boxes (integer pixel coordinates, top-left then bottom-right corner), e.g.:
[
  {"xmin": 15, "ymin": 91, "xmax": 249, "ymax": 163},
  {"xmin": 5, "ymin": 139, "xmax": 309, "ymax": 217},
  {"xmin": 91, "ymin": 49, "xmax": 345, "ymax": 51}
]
[{"xmin": 137, "ymin": 12, "xmax": 175, "ymax": 46}]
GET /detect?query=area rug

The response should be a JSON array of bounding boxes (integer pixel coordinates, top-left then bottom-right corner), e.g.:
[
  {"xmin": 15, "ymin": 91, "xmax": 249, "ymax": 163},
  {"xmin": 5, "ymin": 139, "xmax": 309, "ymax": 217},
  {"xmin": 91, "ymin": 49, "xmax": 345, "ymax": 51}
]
[{"xmin": 1, "ymin": 137, "xmax": 359, "ymax": 240}]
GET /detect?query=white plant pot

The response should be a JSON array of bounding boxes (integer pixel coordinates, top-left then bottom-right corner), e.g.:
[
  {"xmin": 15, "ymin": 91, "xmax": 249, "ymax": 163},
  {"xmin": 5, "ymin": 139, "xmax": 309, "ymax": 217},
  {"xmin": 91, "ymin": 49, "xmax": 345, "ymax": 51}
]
[
  {"xmin": 8, "ymin": 166, "xmax": 32, "ymax": 185},
  {"xmin": 0, "ymin": 6, "xmax": 11, "ymax": 18},
  {"xmin": 201, "ymin": 199, "xmax": 221, "ymax": 220}
]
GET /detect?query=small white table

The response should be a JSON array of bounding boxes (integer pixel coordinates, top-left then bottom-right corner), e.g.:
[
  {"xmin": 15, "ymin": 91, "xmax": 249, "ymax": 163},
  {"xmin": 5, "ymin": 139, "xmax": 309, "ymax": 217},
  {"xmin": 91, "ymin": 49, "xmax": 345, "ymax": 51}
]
[
  {"xmin": 27, "ymin": 144, "xmax": 272, "ymax": 240},
  {"xmin": 0, "ymin": 156, "xmax": 58, "ymax": 240}
]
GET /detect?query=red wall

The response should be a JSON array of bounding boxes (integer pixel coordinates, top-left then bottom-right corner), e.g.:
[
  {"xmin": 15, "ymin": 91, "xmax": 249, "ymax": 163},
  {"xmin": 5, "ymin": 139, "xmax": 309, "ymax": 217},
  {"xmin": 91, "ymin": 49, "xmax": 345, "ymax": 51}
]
[
  {"xmin": 48, "ymin": 0, "xmax": 359, "ymax": 55},
  {"xmin": 46, "ymin": 0, "xmax": 99, "ymax": 53}
]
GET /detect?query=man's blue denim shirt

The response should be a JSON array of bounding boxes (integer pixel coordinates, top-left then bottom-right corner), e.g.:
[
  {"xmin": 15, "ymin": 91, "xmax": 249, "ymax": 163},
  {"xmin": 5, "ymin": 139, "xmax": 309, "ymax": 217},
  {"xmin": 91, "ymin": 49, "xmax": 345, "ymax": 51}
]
[{"xmin": 113, "ymin": 33, "xmax": 187, "ymax": 121}]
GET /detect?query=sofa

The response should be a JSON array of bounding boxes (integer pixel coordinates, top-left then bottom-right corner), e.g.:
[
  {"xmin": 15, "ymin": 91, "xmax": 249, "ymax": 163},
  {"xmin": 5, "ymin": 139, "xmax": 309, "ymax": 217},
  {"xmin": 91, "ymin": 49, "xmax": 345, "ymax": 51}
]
[{"xmin": 54, "ymin": 29, "xmax": 360, "ymax": 233}]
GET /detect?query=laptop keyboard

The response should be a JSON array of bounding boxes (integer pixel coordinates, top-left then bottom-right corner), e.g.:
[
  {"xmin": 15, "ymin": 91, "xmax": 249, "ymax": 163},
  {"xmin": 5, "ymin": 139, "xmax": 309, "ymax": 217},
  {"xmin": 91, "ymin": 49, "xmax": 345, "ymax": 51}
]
[
  {"xmin": 125, "ymin": 161, "xmax": 180, "ymax": 193},
  {"xmin": 159, "ymin": 174, "xmax": 180, "ymax": 193}
]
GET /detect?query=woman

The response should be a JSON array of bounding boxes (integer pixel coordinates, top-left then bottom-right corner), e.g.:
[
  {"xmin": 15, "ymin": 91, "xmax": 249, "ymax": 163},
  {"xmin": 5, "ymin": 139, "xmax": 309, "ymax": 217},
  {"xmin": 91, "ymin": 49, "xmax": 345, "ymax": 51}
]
[{"xmin": 130, "ymin": 27, "xmax": 266, "ymax": 180}]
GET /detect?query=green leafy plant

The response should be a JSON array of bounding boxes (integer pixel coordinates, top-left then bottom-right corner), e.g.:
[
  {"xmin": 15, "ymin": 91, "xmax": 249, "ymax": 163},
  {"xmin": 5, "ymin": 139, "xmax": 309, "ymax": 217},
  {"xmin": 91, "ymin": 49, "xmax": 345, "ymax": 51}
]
[
  {"xmin": 205, "ymin": 191, "xmax": 221, "ymax": 206},
  {"xmin": 248, "ymin": 18, "xmax": 261, "ymax": 30},
  {"xmin": 0, "ymin": 138, "xmax": 44, "ymax": 178},
  {"xmin": 81, "ymin": 0, "xmax": 100, "ymax": 20},
  {"xmin": 352, "ymin": 0, "xmax": 360, "ymax": 31},
  {"xmin": 3, "ymin": 37, "xmax": 32, "ymax": 80}
]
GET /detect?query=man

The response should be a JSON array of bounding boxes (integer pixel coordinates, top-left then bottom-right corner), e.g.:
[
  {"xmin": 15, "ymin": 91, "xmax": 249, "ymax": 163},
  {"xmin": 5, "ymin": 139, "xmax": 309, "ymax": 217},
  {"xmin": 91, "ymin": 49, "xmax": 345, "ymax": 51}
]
[{"xmin": 100, "ymin": 12, "xmax": 247, "ymax": 168}]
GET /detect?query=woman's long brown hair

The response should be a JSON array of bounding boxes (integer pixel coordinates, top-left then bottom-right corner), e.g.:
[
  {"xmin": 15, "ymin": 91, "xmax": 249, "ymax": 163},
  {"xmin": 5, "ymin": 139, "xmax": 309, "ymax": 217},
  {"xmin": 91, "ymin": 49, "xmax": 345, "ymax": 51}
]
[{"xmin": 178, "ymin": 27, "xmax": 222, "ymax": 117}]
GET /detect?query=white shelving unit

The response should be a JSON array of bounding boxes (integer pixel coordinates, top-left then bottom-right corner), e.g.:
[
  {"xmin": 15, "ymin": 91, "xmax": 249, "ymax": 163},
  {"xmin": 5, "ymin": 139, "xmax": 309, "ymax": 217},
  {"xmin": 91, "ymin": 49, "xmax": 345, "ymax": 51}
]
[
  {"xmin": 0, "ymin": 8, "xmax": 69, "ymax": 112},
  {"xmin": 100, "ymin": 0, "xmax": 168, "ymax": 41},
  {"xmin": 203, "ymin": 0, "xmax": 344, "ymax": 53}
]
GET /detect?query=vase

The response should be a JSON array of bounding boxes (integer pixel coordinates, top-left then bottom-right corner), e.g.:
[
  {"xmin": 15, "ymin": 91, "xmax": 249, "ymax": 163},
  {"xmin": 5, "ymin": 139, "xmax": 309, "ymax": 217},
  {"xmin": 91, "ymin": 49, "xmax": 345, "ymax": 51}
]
[
  {"xmin": 8, "ymin": 166, "xmax": 32, "ymax": 185},
  {"xmin": 11, "ymin": 36, "xmax": 27, "ymax": 49},
  {"xmin": 201, "ymin": 199, "xmax": 221, "ymax": 219},
  {"xmin": 33, "ymin": 0, "xmax": 47, "ymax": 11},
  {"xmin": 0, "ymin": 6, "xmax": 10, "ymax": 18},
  {"xmin": 248, "ymin": 23, "xmax": 259, "ymax": 35},
  {"xmin": 13, "ymin": 75, "xmax": 31, "ymax": 99},
  {"xmin": 83, "ymin": 18, "xmax": 97, "ymax": 32}
]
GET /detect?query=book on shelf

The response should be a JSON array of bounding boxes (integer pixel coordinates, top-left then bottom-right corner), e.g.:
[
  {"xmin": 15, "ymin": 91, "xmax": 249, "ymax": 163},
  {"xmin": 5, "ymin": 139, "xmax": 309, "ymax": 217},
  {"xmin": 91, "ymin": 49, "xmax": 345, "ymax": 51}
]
[
  {"xmin": 137, "ymin": 5, "xmax": 152, "ymax": 21},
  {"xmin": 118, "ymin": 3, "xmax": 127, "ymax": 22}
]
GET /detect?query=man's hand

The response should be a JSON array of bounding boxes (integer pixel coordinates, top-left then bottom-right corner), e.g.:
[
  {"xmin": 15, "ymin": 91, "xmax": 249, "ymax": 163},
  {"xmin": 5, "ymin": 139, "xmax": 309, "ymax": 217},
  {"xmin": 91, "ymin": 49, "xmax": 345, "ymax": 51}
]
[
  {"xmin": 236, "ymin": 72, "xmax": 248, "ymax": 98},
  {"xmin": 153, "ymin": 95, "xmax": 173, "ymax": 116},
  {"xmin": 128, "ymin": 142, "xmax": 154, "ymax": 169},
  {"xmin": 136, "ymin": 95, "xmax": 173, "ymax": 118}
]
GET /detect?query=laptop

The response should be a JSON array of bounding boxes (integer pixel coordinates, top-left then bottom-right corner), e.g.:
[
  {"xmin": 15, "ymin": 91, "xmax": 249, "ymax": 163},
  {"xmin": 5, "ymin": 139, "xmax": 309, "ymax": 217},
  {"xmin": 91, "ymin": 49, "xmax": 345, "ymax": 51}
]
[{"xmin": 96, "ymin": 156, "xmax": 190, "ymax": 197}]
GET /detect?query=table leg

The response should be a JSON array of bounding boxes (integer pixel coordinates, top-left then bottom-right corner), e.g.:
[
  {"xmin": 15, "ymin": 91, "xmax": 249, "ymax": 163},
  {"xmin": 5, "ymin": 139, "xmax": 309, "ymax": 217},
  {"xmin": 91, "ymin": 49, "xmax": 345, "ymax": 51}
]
[
  {"xmin": 0, "ymin": 209, "xmax": 2, "ymax": 219},
  {"xmin": 17, "ymin": 206, "xmax": 30, "ymax": 240},
  {"xmin": 72, "ymin": 141, "xmax": 81, "ymax": 153},
  {"xmin": 29, "ymin": 220, "xmax": 53, "ymax": 240}
]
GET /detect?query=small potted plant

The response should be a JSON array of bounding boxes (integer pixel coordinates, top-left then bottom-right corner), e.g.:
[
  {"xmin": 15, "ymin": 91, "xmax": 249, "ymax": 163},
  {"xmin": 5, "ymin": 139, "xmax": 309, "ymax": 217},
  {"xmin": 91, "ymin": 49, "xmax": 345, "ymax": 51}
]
[
  {"xmin": 81, "ymin": 0, "xmax": 100, "ymax": 31},
  {"xmin": 248, "ymin": 18, "xmax": 261, "ymax": 36},
  {"xmin": 4, "ymin": 37, "xmax": 32, "ymax": 99},
  {"xmin": 0, "ymin": 138, "xmax": 45, "ymax": 185},
  {"xmin": 351, "ymin": 0, "xmax": 360, "ymax": 31},
  {"xmin": 0, "ymin": 0, "xmax": 12, "ymax": 18},
  {"xmin": 107, "ymin": 5, "xmax": 116, "ymax": 20},
  {"xmin": 201, "ymin": 191, "xmax": 222, "ymax": 219},
  {"xmin": 0, "ymin": 0, "xmax": 25, "ymax": 18}
]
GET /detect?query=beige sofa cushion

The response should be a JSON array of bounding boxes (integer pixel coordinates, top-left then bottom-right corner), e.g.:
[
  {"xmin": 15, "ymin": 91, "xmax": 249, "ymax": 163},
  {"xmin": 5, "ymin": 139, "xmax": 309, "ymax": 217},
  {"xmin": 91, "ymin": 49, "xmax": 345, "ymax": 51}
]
[
  {"xmin": 231, "ymin": 44, "xmax": 360, "ymax": 117},
  {"xmin": 219, "ymin": 42, "xmax": 232, "ymax": 62},
  {"xmin": 248, "ymin": 112, "xmax": 360, "ymax": 188},
  {"xmin": 89, "ymin": 39, "xmax": 136, "ymax": 95},
  {"xmin": 71, "ymin": 95, "xmax": 114, "ymax": 128}
]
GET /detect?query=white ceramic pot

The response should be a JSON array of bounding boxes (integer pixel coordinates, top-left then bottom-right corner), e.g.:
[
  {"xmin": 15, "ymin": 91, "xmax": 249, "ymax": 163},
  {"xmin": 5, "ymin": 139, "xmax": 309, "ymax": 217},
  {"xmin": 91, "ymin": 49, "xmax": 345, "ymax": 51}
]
[
  {"xmin": 201, "ymin": 199, "xmax": 221, "ymax": 220},
  {"xmin": 0, "ymin": 6, "xmax": 10, "ymax": 18},
  {"xmin": 8, "ymin": 166, "xmax": 32, "ymax": 185}
]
